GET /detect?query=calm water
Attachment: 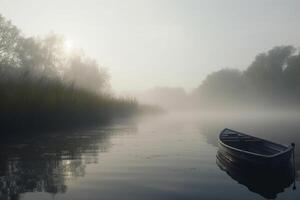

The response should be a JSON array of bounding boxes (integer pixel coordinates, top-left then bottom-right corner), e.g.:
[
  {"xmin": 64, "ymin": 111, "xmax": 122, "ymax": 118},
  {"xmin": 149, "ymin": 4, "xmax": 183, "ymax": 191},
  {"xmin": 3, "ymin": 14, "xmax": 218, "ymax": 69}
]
[{"xmin": 0, "ymin": 113, "xmax": 300, "ymax": 200}]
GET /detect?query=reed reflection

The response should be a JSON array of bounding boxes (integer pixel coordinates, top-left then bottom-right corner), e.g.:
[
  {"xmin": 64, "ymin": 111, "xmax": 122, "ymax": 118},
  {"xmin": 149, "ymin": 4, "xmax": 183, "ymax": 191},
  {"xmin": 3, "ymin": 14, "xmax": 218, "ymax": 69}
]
[{"xmin": 0, "ymin": 126, "xmax": 136, "ymax": 200}]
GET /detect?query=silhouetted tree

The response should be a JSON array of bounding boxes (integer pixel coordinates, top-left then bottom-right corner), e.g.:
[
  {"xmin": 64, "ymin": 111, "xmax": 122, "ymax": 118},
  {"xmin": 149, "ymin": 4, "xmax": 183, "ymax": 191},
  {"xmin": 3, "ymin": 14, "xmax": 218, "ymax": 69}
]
[
  {"xmin": 64, "ymin": 54, "xmax": 109, "ymax": 95},
  {"xmin": 245, "ymin": 46, "xmax": 295, "ymax": 93},
  {"xmin": 0, "ymin": 13, "xmax": 138, "ymax": 131},
  {"xmin": 195, "ymin": 45, "xmax": 300, "ymax": 109},
  {"xmin": 0, "ymin": 14, "xmax": 20, "ymax": 65},
  {"xmin": 284, "ymin": 54, "xmax": 300, "ymax": 91},
  {"xmin": 195, "ymin": 69, "xmax": 246, "ymax": 107},
  {"xmin": 16, "ymin": 35, "xmax": 65, "ymax": 80}
]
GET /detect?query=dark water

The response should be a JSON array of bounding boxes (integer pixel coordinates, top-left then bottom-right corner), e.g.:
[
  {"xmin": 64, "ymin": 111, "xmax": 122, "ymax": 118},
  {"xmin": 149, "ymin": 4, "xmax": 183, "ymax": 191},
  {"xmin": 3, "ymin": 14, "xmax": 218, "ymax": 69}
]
[{"xmin": 0, "ymin": 113, "xmax": 299, "ymax": 200}]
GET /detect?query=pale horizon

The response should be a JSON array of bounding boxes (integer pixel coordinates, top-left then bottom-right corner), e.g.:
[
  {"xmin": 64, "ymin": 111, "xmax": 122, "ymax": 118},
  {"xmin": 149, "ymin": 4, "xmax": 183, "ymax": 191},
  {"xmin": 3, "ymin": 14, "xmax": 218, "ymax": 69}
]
[{"xmin": 1, "ymin": 0, "xmax": 300, "ymax": 92}]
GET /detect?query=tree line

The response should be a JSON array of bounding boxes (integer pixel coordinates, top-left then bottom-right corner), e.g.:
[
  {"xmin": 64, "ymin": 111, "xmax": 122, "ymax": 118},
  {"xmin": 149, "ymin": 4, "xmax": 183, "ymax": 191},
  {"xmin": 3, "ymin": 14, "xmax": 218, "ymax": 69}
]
[
  {"xmin": 195, "ymin": 46, "xmax": 300, "ymax": 110},
  {"xmin": 0, "ymin": 14, "xmax": 140, "ymax": 132}
]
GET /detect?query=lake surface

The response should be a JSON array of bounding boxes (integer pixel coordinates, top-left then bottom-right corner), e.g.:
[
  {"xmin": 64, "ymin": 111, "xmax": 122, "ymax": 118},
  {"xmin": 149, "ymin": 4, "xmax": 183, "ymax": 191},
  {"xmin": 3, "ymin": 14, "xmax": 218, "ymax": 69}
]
[{"xmin": 0, "ymin": 113, "xmax": 300, "ymax": 200}]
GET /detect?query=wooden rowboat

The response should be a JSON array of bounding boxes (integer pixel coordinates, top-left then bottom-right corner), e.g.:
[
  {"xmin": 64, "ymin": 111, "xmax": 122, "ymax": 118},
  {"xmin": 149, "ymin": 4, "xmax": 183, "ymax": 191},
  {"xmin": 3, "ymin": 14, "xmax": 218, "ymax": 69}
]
[{"xmin": 218, "ymin": 128, "xmax": 294, "ymax": 169}]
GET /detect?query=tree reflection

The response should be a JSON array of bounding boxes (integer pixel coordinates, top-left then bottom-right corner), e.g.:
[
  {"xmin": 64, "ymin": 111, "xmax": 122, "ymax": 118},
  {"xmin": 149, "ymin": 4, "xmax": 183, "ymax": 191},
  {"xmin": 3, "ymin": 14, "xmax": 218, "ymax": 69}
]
[{"xmin": 0, "ymin": 126, "xmax": 136, "ymax": 200}]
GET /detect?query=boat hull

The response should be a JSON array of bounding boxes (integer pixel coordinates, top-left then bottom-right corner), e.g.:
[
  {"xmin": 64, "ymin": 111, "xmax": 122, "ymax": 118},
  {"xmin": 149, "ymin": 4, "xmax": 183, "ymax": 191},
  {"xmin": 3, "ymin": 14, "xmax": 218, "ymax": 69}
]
[
  {"xmin": 218, "ymin": 141, "xmax": 292, "ymax": 169},
  {"xmin": 218, "ymin": 129, "xmax": 293, "ymax": 169}
]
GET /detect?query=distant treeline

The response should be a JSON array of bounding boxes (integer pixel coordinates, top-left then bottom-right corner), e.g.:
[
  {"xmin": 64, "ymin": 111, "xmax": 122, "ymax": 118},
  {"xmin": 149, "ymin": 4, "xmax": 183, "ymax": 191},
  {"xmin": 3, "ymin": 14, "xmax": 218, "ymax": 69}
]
[
  {"xmin": 0, "ymin": 14, "xmax": 157, "ymax": 132},
  {"xmin": 194, "ymin": 46, "xmax": 300, "ymax": 110},
  {"xmin": 136, "ymin": 46, "xmax": 300, "ymax": 111}
]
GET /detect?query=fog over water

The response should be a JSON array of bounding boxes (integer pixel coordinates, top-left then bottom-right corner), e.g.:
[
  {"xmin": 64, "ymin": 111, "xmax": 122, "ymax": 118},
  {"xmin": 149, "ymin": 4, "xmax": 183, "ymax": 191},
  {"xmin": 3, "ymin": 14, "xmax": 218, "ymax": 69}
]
[
  {"xmin": 134, "ymin": 46, "xmax": 300, "ymax": 116},
  {"xmin": 1, "ymin": 1, "xmax": 300, "ymax": 199},
  {"xmin": 1, "ymin": 113, "xmax": 299, "ymax": 200}
]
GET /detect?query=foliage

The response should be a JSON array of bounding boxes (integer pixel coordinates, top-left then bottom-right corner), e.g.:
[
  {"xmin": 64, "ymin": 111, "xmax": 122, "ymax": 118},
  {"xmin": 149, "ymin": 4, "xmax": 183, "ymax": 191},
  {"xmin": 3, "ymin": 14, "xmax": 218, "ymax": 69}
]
[
  {"xmin": 196, "ymin": 45, "xmax": 300, "ymax": 110},
  {"xmin": 0, "ymin": 14, "xmax": 20, "ymax": 65},
  {"xmin": 0, "ymin": 14, "xmax": 138, "ymax": 132}
]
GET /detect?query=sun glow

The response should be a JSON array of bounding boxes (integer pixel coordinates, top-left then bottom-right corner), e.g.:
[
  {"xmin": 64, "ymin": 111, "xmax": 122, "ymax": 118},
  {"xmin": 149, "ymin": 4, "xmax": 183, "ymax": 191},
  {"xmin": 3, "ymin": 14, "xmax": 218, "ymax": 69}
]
[{"xmin": 64, "ymin": 39, "xmax": 74, "ymax": 53}]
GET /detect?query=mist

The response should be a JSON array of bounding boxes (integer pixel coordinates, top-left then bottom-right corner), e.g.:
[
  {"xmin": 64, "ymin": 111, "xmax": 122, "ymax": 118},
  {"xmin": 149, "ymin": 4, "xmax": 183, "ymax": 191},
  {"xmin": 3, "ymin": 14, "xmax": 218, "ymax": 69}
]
[
  {"xmin": 1, "ymin": 1, "xmax": 300, "ymax": 200},
  {"xmin": 134, "ymin": 46, "xmax": 300, "ymax": 115},
  {"xmin": 0, "ymin": 14, "xmax": 142, "ymax": 132},
  {"xmin": 2, "ymin": 0, "xmax": 300, "ymax": 92}
]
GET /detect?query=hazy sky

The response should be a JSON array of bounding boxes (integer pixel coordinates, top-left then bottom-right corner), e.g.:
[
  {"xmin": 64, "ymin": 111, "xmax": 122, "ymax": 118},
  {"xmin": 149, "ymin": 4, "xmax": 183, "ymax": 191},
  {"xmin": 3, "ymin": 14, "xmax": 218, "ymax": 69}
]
[{"xmin": 1, "ymin": 0, "xmax": 300, "ymax": 92}]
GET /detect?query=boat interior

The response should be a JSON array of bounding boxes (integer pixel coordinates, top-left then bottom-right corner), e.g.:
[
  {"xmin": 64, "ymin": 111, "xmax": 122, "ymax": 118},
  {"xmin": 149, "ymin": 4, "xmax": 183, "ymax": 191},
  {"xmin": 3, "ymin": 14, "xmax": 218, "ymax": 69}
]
[{"xmin": 220, "ymin": 131, "xmax": 287, "ymax": 155}]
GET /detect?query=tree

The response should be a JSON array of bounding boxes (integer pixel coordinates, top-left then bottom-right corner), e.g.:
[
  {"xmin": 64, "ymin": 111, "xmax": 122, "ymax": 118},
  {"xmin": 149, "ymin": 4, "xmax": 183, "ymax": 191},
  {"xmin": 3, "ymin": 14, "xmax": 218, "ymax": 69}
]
[
  {"xmin": 16, "ymin": 34, "xmax": 65, "ymax": 79},
  {"xmin": 195, "ymin": 46, "xmax": 300, "ymax": 109},
  {"xmin": 283, "ymin": 53, "xmax": 300, "ymax": 90},
  {"xmin": 244, "ymin": 46, "xmax": 295, "ymax": 91},
  {"xmin": 0, "ymin": 14, "xmax": 20, "ymax": 65},
  {"xmin": 197, "ymin": 68, "xmax": 245, "ymax": 98},
  {"xmin": 64, "ymin": 54, "xmax": 109, "ymax": 95}
]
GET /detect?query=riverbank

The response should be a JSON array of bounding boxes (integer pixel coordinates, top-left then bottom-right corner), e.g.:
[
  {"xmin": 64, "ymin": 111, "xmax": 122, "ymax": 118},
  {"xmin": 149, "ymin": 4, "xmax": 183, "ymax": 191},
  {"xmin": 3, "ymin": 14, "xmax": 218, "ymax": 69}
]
[{"xmin": 0, "ymin": 77, "xmax": 140, "ymax": 133}]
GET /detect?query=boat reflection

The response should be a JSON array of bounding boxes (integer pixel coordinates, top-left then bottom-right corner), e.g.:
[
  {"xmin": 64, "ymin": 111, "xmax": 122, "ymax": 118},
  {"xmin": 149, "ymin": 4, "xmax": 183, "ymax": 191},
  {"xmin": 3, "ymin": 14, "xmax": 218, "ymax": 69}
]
[
  {"xmin": 216, "ymin": 150, "xmax": 295, "ymax": 199},
  {"xmin": 200, "ymin": 117, "xmax": 300, "ymax": 171}
]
